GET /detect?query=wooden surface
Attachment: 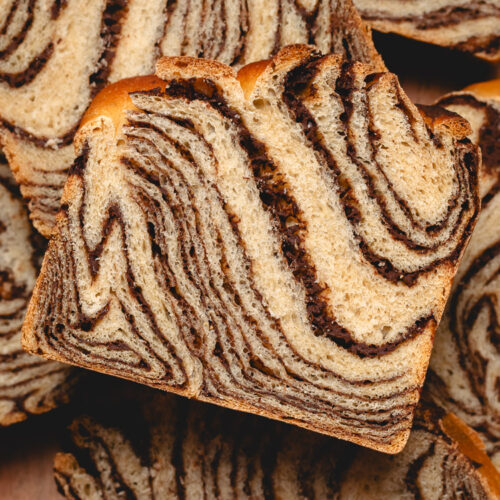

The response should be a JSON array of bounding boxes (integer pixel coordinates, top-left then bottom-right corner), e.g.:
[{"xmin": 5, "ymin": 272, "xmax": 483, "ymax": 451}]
[{"xmin": 0, "ymin": 32, "xmax": 499, "ymax": 500}]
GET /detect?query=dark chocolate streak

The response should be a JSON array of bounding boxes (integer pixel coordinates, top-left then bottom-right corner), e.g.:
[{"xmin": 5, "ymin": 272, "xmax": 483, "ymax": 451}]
[
  {"xmin": 0, "ymin": 0, "xmax": 127, "ymax": 148},
  {"xmin": 57, "ymin": 396, "xmax": 490, "ymax": 500},
  {"xmin": 0, "ymin": 1, "xmax": 18, "ymax": 36},
  {"xmin": 36, "ymin": 147, "xmax": 187, "ymax": 384},
  {"xmin": 37, "ymin": 68, "xmax": 480, "ymax": 443},
  {"xmin": 34, "ymin": 105, "xmax": 418, "ymax": 442},
  {"xmin": 429, "ymin": 95, "xmax": 500, "ymax": 455},
  {"xmin": 405, "ymin": 441, "xmax": 436, "ymax": 498},
  {"xmin": 456, "ymin": 32, "xmax": 500, "ymax": 57},
  {"xmin": 119, "ymin": 118, "xmax": 420, "ymax": 435},
  {"xmin": 163, "ymin": 0, "xmax": 248, "ymax": 66},
  {"xmin": 294, "ymin": 0, "xmax": 320, "ymax": 45},
  {"xmin": 361, "ymin": 2, "xmax": 500, "ymax": 30},
  {"xmin": 272, "ymin": 1, "xmax": 321, "ymax": 55},
  {"xmin": 0, "ymin": 0, "xmax": 35, "ymax": 60},
  {"xmin": 282, "ymin": 56, "xmax": 477, "ymax": 285},
  {"xmin": 75, "ymin": 421, "xmax": 139, "ymax": 500},
  {"xmin": 0, "ymin": 42, "xmax": 54, "ymax": 88},
  {"xmin": 163, "ymin": 77, "xmax": 436, "ymax": 358},
  {"xmin": 438, "ymin": 236, "xmax": 500, "ymax": 449},
  {"xmin": 51, "ymin": 0, "xmax": 68, "ymax": 20}
]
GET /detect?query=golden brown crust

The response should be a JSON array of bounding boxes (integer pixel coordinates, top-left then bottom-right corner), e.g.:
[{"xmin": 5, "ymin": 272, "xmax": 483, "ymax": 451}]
[
  {"xmin": 19, "ymin": 339, "xmax": 410, "ymax": 454},
  {"xmin": 441, "ymin": 413, "xmax": 500, "ymax": 496},
  {"xmin": 463, "ymin": 79, "xmax": 500, "ymax": 101},
  {"xmin": 417, "ymin": 104, "xmax": 472, "ymax": 139},
  {"xmin": 237, "ymin": 59, "xmax": 272, "ymax": 98},
  {"xmin": 79, "ymin": 75, "xmax": 166, "ymax": 137}
]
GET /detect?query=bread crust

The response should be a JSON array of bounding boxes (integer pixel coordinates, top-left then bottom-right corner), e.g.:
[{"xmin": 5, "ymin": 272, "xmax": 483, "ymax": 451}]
[
  {"xmin": 78, "ymin": 75, "xmax": 166, "ymax": 141},
  {"xmin": 417, "ymin": 104, "xmax": 473, "ymax": 138},
  {"xmin": 22, "ymin": 45, "xmax": 480, "ymax": 455},
  {"xmin": 463, "ymin": 78, "xmax": 500, "ymax": 102}
]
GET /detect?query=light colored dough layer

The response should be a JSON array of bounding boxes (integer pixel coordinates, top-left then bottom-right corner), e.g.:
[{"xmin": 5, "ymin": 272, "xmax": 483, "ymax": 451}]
[{"xmin": 22, "ymin": 47, "xmax": 480, "ymax": 452}]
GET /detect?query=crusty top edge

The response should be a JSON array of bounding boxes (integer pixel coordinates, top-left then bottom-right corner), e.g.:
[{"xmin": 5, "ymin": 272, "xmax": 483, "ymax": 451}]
[
  {"xmin": 237, "ymin": 59, "xmax": 272, "ymax": 99},
  {"xmin": 77, "ymin": 46, "xmax": 474, "ymax": 150},
  {"xmin": 156, "ymin": 55, "xmax": 237, "ymax": 86},
  {"xmin": 76, "ymin": 46, "xmax": 382, "ymax": 144},
  {"xmin": 417, "ymin": 104, "xmax": 472, "ymax": 139},
  {"xmin": 77, "ymin": 75, "xmax": 166, "ymax": 140}
]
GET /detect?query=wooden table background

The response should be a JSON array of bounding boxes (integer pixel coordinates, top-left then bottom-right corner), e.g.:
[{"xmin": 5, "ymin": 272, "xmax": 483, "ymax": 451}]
[{"xmin": 1, "ymin": 32, "xmax": 499, "ymax": 500}]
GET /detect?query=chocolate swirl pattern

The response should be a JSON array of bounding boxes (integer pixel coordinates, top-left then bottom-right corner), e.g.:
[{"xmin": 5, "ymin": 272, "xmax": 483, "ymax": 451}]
[
  {"xmin": 22, "ymin": 47, "xmax": 479, "ymax": 452},
  {"xmin": 429, "ymin": 82, "xmax": 500, "ymax": 469},
  {"xmin": 53, "ymin": 383, "xmax": 500, "ymax": 499},
  {"xmin": 341, "ymin": 402, "xmax": 500, "ymax": 499},
  {"xmin": 354, "ymin": 0, "xmax": 500, "ymax": 61},
  {"xmin": 0, "ymin": 0, "xmax": 384, "ymax": 238},
  {"xmin": 0, "ymin": 153, "xmax": 74, "ymax": 426}
]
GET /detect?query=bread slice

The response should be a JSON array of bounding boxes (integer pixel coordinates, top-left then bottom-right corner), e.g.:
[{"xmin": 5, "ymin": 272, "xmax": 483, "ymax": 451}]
[
  {"xmin": 22, "ymin": 46, "xmax": 479, "ymax": 452},
  {"xmin": 354, "ymin": 0, "xmax": 500, "ymax": 62},
  {"xmin": 340, "ymin": 401, "xmax": 500, "ymax": 499},
  {"xmin": 0, "ymin": 0, "xmax": 384, "ymax": 238},
  {"xmin": 53, "ymin": 383, "xmax": 500, "ymax": 499},
  {"xmin": 0, "ymin": 152, "xmax": 74, "ymax": 425},
  {"xmin": 428, "ymin": 80, "xmax": 500, "ymax": 469}
]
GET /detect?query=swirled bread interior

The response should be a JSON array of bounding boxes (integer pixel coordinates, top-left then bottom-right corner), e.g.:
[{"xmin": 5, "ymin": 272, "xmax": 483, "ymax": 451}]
[
  {"xmin": 429, "ymin": 80, "xmax": 500, "ymax": 469},
  {"xmin": 354, "ymin": 0, "xmax": 500, "ymax": 61},
  {"xmin": 0, "ymin": 0, "xmax": 384, "ymax": 237},
  {"xmin": 22, "ymin": 46, "xmax": 480, "ymax": 452},
  {"xmin": 0, "ymin": 152, "xmax": 74, "ymax": 425},
  {"xmin": 53, "ymin": 383, "xmax": 500, "ymax": 499}
]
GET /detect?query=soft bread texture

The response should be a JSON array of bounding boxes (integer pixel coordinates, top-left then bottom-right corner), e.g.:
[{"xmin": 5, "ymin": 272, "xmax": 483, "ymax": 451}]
[
  {"xmin": 354, "ymin": 0, "xmax": 500, "ymax": 61},
  {"xmin": 429, "ymin": 80, "xmax": 500, "ymax": 468},
  {"xmin": 23, "ymin": 46, "xmax": 480, "ymax": 452},
  {"xmin": 53, "ymin": 383, "xmax": 500, "ymax": 499},
  {"xmin": 0, "ymin": 0, "xmax": 384, "ymax": 237},
  {"xmin": 0, "ymin": 152, "xmax": 74, "ymax": 425}
]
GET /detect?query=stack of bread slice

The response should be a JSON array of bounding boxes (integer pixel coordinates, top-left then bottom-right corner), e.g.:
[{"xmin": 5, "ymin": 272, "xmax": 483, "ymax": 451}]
[
  {"xmin": 0, "ymin": 153, "xmax": 74, "ymax": 426},
  {"xmin": 53, "ymin": 380, "xmax": 500, "ymax": 499},
  {"xmin": 0, "ymin": 1, "xmax": 497, "ymax": 497}
]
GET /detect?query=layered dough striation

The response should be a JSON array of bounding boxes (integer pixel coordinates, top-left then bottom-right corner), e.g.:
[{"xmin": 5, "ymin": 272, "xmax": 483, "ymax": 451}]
[
  {"xmin": 354, "ymin": 0, "xmax": 500, "ymax": 61},
  {"xmin": 0, "ymin": 0, "xmax": 383, "ymax": 237},
  {"xmin": 53, "ymin": 384, "xmax": 500, "ymax": 500},
  {"xmin": 23, "ymin": 46, "xmax": 480, "ymax": 452},
  {"xmin": 429, "ymin": 80, "xmax": 500, "ymax": 468},
  {"xmin": 0, "ymin": 153, "xmax": 74, "ymax": 425}
]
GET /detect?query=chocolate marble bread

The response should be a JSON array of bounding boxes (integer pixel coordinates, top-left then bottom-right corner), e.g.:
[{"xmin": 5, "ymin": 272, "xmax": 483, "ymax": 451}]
[
  {"xmin": 23, "ymin": 46, "xmax": 480, "ymax": 452},
  {"xmin": 354, "ymin": 0, "xmax": 500, "ymax": 61},
  {"xmin": 54, "ymin": 386, "xmax": 500, "ymax": 499},
  {"xmin": 428, "ymin": 80, "xmax": 500, "ymax": 468},
  {"xmin": 0, "ymin": 0, "xmax": 384, "ymax": 237},
  {"xmin": 0, "ymin": 153, "xmax": 73, "ymax": 425}
]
